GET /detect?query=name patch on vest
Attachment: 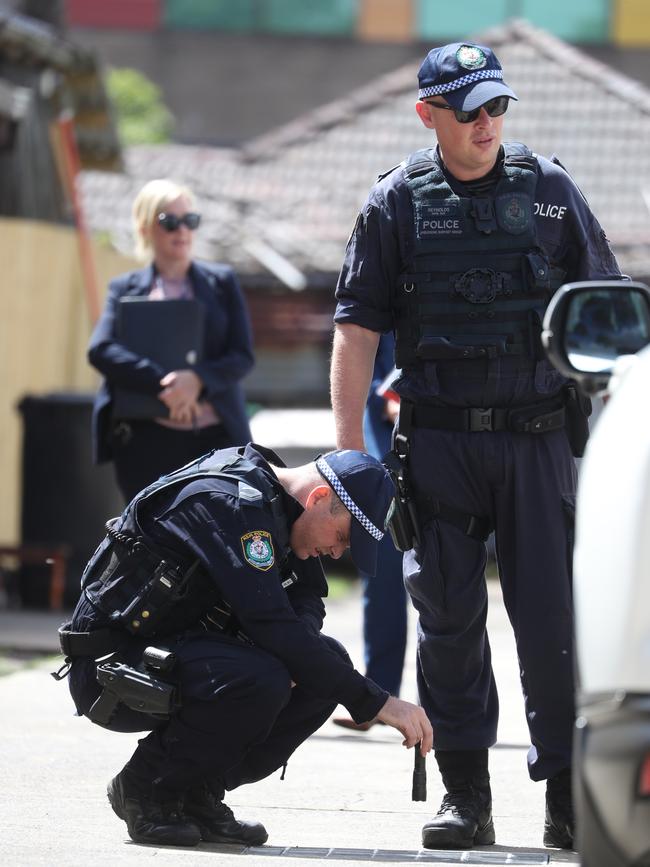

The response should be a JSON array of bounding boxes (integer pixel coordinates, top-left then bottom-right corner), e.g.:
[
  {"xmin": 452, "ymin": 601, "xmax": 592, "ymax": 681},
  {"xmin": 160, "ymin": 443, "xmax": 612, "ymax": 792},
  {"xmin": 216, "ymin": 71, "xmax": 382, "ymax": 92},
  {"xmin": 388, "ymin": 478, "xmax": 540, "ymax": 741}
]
[
  {"xmin": 416, "ymin": 203, "xmax": 464, "ymax": 238},
  {"xmin": 496, "ymin": 193, "xmax": 533, "ymax": 235}
]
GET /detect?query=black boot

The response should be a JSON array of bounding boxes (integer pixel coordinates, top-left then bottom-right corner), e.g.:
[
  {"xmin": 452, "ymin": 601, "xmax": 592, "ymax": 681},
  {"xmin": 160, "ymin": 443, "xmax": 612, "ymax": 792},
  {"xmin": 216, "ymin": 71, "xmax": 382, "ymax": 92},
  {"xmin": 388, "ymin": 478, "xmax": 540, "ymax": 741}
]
[
  {"xmin": 185, "ymin": 782, "xmax": 268, "ymax": 846},
  {"xmin": 544, "ymin": 768, "xmax": 574, "ymax": 849},
  {"xmin": 422, "ymin": 749, "xmax": 495, "ymax": 850},
  {"xmin": 107, "ymin": 770, "xmax": 201, "ymax": 847}
]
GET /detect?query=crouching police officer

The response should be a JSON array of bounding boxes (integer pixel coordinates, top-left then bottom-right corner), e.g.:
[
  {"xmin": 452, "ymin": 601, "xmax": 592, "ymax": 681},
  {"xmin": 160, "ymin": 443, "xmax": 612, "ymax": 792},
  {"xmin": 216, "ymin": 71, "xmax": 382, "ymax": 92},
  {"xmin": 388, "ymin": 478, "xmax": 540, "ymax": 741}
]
[{"xmin": 55, "ymin": 443, "xmax": 432, "ymax": 848}]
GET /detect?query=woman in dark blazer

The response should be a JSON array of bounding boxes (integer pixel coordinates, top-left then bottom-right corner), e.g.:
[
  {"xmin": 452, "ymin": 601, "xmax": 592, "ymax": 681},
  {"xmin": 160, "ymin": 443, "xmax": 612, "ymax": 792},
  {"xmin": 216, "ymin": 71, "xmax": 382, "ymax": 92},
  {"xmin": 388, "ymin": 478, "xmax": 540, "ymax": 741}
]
[{"xmin": 88, "ymin": 179, "xmax": 255, "ymax": 502}]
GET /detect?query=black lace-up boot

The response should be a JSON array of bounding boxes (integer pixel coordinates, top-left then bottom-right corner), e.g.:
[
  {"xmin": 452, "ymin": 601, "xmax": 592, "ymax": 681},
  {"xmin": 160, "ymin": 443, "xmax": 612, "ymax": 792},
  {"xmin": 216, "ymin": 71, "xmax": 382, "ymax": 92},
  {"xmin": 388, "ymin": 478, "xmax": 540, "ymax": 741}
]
[
  {"xmin": 544, "ymin": 768, "xmax": 574, "ymax": 849},
  {"xmin": 184, "ymin": 782, "xmax": 268, "ymax": 846},
  {"xmin": 422, "ymin": 749, "xmax": 495, "ymax": 850},
  {"xmin": 107, "ymin": 770, "xmax": 201, "ymax": 847}
]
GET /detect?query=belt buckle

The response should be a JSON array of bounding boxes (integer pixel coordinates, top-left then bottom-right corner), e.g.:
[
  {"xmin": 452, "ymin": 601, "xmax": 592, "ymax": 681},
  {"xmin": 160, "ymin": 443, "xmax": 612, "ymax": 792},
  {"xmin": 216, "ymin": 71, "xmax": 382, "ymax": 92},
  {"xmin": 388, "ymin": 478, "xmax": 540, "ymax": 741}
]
[{"xmin": 469, "ymin": 407, "xmax": 493, "ymax": 432}]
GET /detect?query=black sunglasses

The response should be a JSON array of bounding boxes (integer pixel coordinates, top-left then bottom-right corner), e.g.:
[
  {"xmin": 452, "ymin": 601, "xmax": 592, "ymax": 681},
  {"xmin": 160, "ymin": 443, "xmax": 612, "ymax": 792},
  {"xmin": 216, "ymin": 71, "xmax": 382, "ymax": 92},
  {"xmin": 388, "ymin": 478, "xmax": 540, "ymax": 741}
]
[
  {"xmin": 422, "ymin": 95, "xmax": 510, "ymax": 124},
  {"xmin": 157, "ymin": 211, "xmax": 201, "ymax": 232}
]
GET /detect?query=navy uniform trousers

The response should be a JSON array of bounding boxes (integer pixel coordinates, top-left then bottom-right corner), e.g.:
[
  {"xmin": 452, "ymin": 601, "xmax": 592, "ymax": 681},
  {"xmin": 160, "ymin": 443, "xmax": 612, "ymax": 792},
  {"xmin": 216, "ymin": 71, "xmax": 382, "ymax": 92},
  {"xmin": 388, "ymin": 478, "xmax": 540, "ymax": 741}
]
[
  {"xmin": 403, "ymin": 424, "xmax": 577, "ymax": 781},
  {"xmin": 69, "ymin": 627, "xmax": 346, "ymax": 796}
]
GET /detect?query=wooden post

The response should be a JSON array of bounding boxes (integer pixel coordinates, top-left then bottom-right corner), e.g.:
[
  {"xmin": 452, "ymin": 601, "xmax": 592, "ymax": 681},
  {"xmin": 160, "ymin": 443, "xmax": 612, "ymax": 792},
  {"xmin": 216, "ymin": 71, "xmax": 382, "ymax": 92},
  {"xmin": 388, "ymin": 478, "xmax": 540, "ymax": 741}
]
[{"xmin": 51, "ymin": 112, "xmax": 102, "ymax": 325}]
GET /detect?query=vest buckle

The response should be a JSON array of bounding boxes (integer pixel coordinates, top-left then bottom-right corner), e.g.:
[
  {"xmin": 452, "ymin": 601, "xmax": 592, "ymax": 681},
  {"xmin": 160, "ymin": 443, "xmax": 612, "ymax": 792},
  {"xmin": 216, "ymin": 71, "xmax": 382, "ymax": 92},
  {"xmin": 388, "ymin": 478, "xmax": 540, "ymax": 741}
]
[
  {"xmin": 454, "ymin": 268, "xmax": 503, "ymax": 304},
  {"xmin": 470, "ymin": 196, "xmax": 498, "ymax": 233}
]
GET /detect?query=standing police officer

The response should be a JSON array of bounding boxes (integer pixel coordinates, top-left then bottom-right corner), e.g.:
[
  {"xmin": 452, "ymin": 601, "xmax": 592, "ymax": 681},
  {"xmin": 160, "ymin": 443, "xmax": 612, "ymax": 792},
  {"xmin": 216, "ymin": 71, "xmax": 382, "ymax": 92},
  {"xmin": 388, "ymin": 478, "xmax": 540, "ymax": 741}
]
[
  {"xmin": 330, "ymin": 42, "xmax": 623, "ymax": 851},
  {"xmin": 58, "ymin": 443, "xmax": 432, "ymax": 848}
]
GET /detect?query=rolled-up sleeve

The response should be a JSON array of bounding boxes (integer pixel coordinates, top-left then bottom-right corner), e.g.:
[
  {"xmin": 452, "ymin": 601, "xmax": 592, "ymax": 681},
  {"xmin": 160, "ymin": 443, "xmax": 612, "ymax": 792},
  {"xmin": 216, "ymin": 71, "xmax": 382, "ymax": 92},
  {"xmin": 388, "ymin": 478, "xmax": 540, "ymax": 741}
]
[{"xmin": 335, "ymin": 179, "xmax": 405, "ymax": 334}]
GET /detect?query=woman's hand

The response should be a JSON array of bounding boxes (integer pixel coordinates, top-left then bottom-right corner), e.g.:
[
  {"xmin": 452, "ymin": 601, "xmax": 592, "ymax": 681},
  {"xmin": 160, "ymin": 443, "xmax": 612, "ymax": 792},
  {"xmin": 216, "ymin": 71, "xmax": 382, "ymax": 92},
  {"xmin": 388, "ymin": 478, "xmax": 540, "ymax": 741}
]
[{"xmin": 158, "ymin": 369, "xmax": 203, "ymax": 424}]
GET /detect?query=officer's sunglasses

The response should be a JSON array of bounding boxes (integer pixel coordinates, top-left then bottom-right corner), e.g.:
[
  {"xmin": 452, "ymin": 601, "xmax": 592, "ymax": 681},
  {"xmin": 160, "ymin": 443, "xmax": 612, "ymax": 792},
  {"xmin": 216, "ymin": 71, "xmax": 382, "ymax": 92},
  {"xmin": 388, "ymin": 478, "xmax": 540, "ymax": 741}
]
[
  {"xmin": 422, "ymin": 95, "xmax": 510, "ymax": 124},
  {"xmin": 157, "ymin": 211, "xmax": 202, "ymax": 232}
]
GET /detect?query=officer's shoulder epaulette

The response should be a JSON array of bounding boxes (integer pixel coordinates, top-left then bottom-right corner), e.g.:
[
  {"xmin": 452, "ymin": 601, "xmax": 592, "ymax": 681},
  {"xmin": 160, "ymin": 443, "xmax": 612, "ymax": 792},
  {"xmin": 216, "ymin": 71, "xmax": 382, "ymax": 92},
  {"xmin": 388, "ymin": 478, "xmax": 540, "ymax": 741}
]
[
  {"xmin": 376, "ymin": 163, "xmax": 401, "ymax": 182},
  {"xmin": 548, "ymin": 152, "xmax": 570, "ymax": 173},
  {"xmin": 503, "ymin": 141, "xmax": 537, "ymax": 172},
  {"xmin": 546, "ymin": 152, "xmax": 589, "ymax": 204},
  {"xmin": 238, "ymin": 481, "xmax": 264, "ymax": 507},
  {"xmin": 401, "ymin": 148, "xmax": 438, "ymax": 180}
]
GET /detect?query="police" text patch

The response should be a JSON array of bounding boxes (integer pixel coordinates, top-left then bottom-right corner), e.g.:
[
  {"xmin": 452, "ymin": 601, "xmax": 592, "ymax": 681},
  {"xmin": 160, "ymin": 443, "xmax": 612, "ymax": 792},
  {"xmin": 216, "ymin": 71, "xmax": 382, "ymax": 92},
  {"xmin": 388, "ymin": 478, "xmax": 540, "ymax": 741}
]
[{"xmin": 417, "ymin": 203, "xmax": 464, "ymax": 238}]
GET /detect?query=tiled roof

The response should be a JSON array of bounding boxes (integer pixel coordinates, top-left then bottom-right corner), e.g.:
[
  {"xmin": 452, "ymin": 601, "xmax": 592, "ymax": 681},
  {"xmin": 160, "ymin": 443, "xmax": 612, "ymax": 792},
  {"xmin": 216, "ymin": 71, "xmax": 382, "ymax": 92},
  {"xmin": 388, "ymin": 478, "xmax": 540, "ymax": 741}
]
[{"xmin": 80, "ymin": 19, "xmax": 650, "ymax": 283}]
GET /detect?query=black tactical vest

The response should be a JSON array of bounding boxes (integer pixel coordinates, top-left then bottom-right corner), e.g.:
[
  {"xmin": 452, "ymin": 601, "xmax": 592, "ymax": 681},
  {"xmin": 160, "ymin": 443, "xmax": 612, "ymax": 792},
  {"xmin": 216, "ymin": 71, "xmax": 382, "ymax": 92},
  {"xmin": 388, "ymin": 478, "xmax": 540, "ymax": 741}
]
[
  {"xmin": 81, "ymin": 448, "xmax": 289, "ymax": 638},
  {"xmin": 394, "ymin": 143, "xmax": 567, "ymax": 369}
]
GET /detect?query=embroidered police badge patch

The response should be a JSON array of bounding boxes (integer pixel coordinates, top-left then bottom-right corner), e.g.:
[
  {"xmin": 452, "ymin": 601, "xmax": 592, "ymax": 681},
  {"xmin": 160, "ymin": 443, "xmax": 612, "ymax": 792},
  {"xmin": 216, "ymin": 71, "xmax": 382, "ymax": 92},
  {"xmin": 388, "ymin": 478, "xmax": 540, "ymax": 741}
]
[
  {"xmin": 456, "ymin": 45, "xmax": 487, "ymax": 70},
  {"xmin": 241, "ymin": 530, "xmax": 275, "ymax": 570},
  {"xmin": 496, "ymin": 193, "xmax": 532, "ymax": 234}
]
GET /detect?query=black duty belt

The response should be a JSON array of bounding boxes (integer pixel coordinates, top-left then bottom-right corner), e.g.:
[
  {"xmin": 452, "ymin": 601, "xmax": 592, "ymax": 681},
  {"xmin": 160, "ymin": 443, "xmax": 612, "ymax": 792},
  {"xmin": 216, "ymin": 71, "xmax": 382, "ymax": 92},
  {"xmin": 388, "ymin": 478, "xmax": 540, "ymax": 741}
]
[
  {"xmin": 410, "ymin": 402, "xmax": 565, "ymax": 434},
  {"xmin": 58, "ymin": 623, "xmax": 124, "ymax": 658}
]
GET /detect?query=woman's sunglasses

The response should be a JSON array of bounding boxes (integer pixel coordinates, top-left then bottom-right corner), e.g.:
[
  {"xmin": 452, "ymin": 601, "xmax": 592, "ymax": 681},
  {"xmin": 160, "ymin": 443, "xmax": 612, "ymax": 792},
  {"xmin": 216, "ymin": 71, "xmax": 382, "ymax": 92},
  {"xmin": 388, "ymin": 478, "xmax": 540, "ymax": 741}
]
[
  {"xmin": 157, "ymin": 212, "xmax": 202, "ymax": 232},
  {"xmin": 422, "ymin": 95, "xmax": 510, "ymax": 124}
]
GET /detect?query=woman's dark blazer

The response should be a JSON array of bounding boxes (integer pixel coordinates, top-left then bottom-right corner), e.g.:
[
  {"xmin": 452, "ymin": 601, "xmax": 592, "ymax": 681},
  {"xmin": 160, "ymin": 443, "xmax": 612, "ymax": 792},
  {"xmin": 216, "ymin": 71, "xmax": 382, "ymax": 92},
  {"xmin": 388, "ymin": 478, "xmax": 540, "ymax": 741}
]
[{"xmin": 88, "ymin": 260, "xmax": 255, "ymax": 464}]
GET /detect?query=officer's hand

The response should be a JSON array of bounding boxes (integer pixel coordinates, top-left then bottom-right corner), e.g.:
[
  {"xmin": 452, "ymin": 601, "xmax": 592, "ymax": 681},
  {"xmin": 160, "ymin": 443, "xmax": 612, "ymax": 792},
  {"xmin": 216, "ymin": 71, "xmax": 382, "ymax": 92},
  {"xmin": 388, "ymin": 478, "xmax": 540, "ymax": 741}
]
[{"xmin": 376, "ymin": 695, "xmax": 433, "ymax": 755}]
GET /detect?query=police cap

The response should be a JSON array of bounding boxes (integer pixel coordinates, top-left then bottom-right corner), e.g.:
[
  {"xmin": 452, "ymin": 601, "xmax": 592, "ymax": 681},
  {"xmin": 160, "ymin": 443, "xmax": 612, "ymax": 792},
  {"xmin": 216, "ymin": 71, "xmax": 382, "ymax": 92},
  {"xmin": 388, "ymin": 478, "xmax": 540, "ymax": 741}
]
[
  {"xmin": 316, "ymin": 450, "xmax": 395, "ymax": 578},
  {"xmin": 418, "ymin": 42, "xmax": 518, "ymax": 111}
]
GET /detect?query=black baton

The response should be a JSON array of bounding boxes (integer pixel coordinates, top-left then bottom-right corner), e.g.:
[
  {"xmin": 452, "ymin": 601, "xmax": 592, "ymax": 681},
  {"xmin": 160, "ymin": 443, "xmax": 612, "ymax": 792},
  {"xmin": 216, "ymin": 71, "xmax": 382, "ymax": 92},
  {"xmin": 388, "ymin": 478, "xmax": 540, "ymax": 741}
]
[{"xmin": 412, "ymin": 744, "xmax": 427, "ymax": 801}]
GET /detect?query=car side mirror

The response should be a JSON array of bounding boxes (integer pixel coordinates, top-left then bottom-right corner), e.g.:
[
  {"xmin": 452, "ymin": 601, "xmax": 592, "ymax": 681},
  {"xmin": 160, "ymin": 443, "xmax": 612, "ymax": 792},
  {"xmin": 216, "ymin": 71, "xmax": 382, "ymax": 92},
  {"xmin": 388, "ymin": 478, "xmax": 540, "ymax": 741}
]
[{"xmin": 542, "ymin": 280, "xmax": 650, "ymax": 394}]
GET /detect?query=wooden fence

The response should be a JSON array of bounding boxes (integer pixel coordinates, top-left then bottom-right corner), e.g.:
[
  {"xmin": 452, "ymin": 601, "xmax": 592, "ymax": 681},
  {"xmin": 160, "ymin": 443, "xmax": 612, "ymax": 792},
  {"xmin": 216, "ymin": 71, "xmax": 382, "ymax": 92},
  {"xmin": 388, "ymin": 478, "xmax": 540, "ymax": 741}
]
[{"xmin": 0, "ymin": 217, "xmax": 136, "ymax": 544}]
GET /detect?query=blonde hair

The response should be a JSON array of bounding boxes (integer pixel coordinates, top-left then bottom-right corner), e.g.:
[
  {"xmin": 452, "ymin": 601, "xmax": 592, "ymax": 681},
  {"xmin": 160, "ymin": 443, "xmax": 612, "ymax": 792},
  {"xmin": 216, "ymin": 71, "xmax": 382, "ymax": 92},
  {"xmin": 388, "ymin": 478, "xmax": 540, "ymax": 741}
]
[{"xmin": 131, "ymin": 178, "xmax": 196, "ymax": 261}]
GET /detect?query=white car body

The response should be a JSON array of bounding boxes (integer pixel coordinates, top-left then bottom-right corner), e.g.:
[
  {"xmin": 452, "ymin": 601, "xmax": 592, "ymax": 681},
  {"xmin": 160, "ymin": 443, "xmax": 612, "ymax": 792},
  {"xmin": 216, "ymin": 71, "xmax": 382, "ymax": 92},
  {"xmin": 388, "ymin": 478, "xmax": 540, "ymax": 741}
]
[
  {"xmin": 542, "ymin": 279, "xmax": 650, "ymax": 867},
  {"xmin": 575, "ymin": 346, "xmax": 650, "ymax": 695}
]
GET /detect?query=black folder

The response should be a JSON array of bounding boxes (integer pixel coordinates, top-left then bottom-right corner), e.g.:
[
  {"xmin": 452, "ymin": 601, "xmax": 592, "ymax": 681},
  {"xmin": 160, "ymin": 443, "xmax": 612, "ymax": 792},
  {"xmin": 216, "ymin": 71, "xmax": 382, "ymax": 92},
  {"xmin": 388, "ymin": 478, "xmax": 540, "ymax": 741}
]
[{"xmin": 112, "ymin": 297, "xmax": 206, "ymax": 420}]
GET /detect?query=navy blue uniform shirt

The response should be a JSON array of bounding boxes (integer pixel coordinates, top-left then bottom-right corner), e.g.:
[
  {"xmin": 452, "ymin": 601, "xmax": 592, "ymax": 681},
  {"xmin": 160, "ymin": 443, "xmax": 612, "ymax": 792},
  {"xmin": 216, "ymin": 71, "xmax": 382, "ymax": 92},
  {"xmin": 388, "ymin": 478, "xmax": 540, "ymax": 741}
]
[
  {"xmin": 335, "ymin": 145, "xmax": 622, "ymax": 406},
  {"xmin": 75, "ymin": 444, "xmax": 388, "ymax": 723}
]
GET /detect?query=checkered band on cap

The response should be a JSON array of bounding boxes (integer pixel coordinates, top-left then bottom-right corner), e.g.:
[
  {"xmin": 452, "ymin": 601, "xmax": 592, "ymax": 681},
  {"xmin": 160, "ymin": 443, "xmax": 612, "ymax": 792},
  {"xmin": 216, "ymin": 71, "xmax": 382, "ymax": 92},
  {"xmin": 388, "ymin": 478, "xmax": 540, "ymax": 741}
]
[
  {"xmin": 316, "ymin": 457, "xmax": 384, "ymax": 541},
  {"xmin": 419, "ymin": 68, "xmax": 503, "ymax": 99}
]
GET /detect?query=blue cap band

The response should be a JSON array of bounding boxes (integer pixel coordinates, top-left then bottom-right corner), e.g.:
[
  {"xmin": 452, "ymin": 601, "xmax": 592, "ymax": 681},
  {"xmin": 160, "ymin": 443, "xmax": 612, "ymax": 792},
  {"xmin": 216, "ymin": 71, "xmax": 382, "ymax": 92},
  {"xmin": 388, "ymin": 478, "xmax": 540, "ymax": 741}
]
[
  {"xmin": 419, "ymin": 68, "xmax": 504, "ymax": 99},
  {"xmin": 316, "ymin": 456, "xmax": 384, "ymax": 541}
]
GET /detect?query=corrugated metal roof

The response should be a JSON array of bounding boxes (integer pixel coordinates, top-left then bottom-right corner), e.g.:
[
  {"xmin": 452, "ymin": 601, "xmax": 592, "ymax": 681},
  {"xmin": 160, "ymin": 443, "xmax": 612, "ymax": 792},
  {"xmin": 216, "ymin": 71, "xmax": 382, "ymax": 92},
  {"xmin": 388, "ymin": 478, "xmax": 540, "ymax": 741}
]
[{"xmin": 80, "ymin": 19, "xmax": 650, "ymax": 283}]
